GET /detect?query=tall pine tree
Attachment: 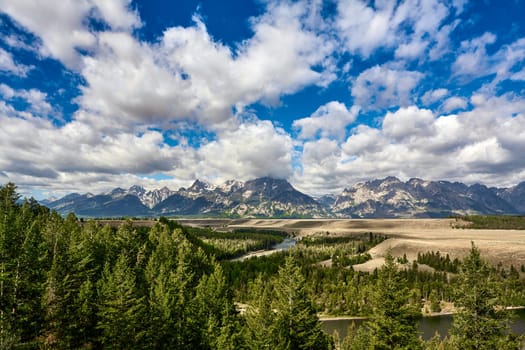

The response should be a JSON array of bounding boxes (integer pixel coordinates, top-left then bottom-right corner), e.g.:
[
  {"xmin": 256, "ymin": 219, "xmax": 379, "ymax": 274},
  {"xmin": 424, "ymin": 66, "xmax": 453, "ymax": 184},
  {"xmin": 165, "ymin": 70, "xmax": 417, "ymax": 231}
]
[
  {"xmin": 355, "ymin": 250, "xmax": 422, "ymax": 349},
  {"xmin": 272, "ymin": 255, "xmax": 332, "ymax": 350},
  {"xmin": 449, "ymin": 243, "xmax": 520, "ymax": 349}
]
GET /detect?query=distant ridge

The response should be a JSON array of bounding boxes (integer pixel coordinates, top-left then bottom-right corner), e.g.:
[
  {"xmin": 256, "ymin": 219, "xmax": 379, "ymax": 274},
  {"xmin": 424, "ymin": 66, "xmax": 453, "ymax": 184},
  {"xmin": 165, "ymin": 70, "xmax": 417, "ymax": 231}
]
[{"xmin": 43, "ymin": 176, "xmax": 525, "ymax": 218}]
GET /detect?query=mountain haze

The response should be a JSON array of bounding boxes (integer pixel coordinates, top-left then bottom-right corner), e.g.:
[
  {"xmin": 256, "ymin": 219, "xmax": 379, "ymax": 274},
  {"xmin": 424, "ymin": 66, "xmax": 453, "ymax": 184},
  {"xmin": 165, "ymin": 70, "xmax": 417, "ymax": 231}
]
[{"xmin": 44, "ymin": 177, "xmax": 525, "ymax": 218}]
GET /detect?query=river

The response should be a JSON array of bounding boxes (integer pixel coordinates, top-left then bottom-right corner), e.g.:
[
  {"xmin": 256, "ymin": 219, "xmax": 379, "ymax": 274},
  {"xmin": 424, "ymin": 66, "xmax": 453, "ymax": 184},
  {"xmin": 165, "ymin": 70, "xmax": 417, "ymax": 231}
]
[
  {"xmin": 321, "ymin": 309, "xmax": 525, "ymax": 340},
  {"xmin": 231, "ymin": 238, "xmax": 297, "ymax": 261}
]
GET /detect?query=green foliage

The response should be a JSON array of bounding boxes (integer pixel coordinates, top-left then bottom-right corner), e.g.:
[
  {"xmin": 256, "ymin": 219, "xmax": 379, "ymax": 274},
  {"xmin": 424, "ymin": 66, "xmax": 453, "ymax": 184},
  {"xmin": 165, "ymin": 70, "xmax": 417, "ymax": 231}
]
[
  {"xmin": 361, "ymin": 251, "xmax": 423, "ymax": 349},
  {"xmin": 97, "ymin": 253, "xmax": 147, "ymax": 348},
  {"xmin": 244, "ymin": 275, "xmax": 276, "ymax": 349},
  {"xmin": 243, "ymin": 256, "xmax": 333, "ymax": 349},
  {"xmin": 187, "ymin": 226, "xmax": 285, "ymax": 259},
  {"xmin": 448, "ymin": 243, "xmax": 521, "ymax": 349},
  {"xmin": 459, "ymin": 215, "xmax": 525, "ymax": 230},
  {"xmin": 272, "ymin": 256, "xmax": 333, "ymax": 350},
  {"xmin": 417, "ymin": 251, "xmax": 460, "ymax": 273}
]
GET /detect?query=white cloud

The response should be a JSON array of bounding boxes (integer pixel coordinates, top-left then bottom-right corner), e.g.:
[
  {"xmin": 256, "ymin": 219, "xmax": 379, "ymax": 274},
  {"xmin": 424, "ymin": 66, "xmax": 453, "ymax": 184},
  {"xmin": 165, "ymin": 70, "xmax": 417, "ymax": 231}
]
[
  {"xmin": 159, "ymin": 3, "xmax": 336, "ymax": 121},
  {"xmin": 441, "ymin": 96, "xmax": 468, "ymax": 112},
  {"xmin": 451, "ymin": 35, "xmax": 525, "ymax": 89},
  {"xmin": 336, "ymin": 0, "xmax": 396, "ymax": 57},
  {"xmin": 352, "ymin": 65, "xmax": 424, "ymax": 109},
  {"xmin": 457, "ymin": 137, "xmax": 510, "ymax": 169},
  {"xmin": 197, "ymin": 120, "xmax": 293, "ymax": 182},
  {"xmin": 511, "ymin": 67, "xmax": 525, "ymax": 81},
  {"xmin": 382, "ymin": 106, "xmax": 435, "ymax": 140},
  {"xmin": 395, "ymin": 39, "xmax": 428, "ymax": 59},
  {"xmin": 296, "ymin": 95, "xmax": 525, "ymax": 193},
  {"xmin": 294, "ymin": 138, "xmax": 344, "ymax": 194},
  {"xmin": 0, "ymin": 47, "xmax": 32, "ymax": 76},
  {"xmin": 421, "ymin": 88, "xmax": 449, "ymax": 105},
  {"xmin": 0, "ymin": 0, "xmax": 95, "ymax": 68},
  {"xmin": 3, "ymin": 0, "xmax": 525, "ymax": 199},
  {"xmin": 2, "ymin": 34, "xmax": 36, "ymax": 52},
  {"xmin": 336, "ymin": 0, "xmax": 450, "ymax": 59},
  {"xmin": 91, "ymin": 0, "xmax": 140, "ymax": 31},
  {"xmin": 73, "ymin": 1, "xmax": 336, "ymax": 130},
  {"xmin": 453, "ymin": 32, "xmax": 497, "ymax": 77},
  {"xmin": 452, "ymin": 0, "xmax": 468, "ymax": 15},
  {"xmin": 78, "ymin": 31, "xmax": 199, "ymax": 128},
  {"xmin": 0, "ymin": 0, "xmax": 140, "ymax": 69},
  {"xmin": 293, "ymin": 101, "xmax": 359, "ymax": 140},
  {"xmin": 428, "ymin": 20, "xmax": 459, "ymax": 60},
  {"xmin": 342, "ymin": 125, "xmax": 386, "ymax": 156},
  {"xmin": 0, "ymin": 84, "xmax": 53, "ymax": 116}
]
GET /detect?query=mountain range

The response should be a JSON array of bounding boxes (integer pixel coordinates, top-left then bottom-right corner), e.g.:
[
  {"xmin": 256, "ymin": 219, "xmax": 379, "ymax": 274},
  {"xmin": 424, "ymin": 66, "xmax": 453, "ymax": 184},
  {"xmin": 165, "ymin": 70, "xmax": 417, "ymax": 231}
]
[{"xmin": 42, "ymin": 176, "xmax": 525, "ymax": 218}]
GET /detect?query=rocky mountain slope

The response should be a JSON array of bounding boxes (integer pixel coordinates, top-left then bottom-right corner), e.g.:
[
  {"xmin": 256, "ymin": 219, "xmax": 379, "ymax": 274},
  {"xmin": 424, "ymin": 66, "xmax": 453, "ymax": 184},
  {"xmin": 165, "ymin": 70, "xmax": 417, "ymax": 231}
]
[
  {"xmin": 46, "ymin": 177, "xmax": 327, "ymax": 218},
  {"xmin": 331, "ymin": 177, "xmax": 519, "ymax": 218},
  {"xmin": 44, "ymin": 176, "xmax": 525, "ymax": 218}
]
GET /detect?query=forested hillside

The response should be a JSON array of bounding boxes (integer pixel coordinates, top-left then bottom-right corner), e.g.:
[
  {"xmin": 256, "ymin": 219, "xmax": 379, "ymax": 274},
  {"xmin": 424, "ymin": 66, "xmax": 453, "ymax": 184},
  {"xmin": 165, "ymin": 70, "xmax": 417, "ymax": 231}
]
[
  {"xmin": 0, "ymin": 183, "xmax": 330, "ymax": 349},
  {"xmin": 1, "ymin": 182, "xmax": 524, "ymax": 349}
]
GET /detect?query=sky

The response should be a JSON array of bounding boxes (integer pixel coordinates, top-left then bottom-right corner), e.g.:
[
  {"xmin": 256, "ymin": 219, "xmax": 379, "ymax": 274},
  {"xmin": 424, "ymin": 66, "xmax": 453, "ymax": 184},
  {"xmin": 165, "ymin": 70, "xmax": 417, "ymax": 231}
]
[{"xmin": 1, "ymin": 0, "xmax": 525, "ymax": 199}]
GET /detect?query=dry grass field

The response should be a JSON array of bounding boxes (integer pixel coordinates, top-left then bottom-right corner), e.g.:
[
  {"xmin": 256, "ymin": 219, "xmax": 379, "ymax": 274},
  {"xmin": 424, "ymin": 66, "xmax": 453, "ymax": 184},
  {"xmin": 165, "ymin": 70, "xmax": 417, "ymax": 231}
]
[{"xmin": 178, "ymin": 218, "xmax": 525, "ymax": 270}]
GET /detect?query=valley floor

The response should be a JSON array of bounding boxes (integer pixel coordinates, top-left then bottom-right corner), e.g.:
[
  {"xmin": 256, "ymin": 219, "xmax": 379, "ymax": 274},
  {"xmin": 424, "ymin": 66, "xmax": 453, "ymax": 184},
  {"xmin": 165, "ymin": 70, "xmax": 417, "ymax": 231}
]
[{"xmin": 178, "ymin": 218, "xmax": 525, "ymax": 268}]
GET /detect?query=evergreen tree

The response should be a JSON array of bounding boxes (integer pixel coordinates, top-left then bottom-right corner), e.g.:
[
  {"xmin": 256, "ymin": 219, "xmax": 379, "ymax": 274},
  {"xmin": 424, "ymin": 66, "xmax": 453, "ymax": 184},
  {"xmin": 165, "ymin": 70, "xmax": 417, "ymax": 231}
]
[
  {"xmin": 361, "ymin": 250, "xmax": 422, "ymax": 349},
  {"xmin": 272, "ymin": 255, "xmax": 332, "ymax": 350},
  {"xmin": 245, "ymin": 275, "xmax": 276, "ymax": 349},
  {"xmin": 449, "ymin": 243, "xmax": 520, "ymax": 349},
  {"xmin": 194, "ymin": 261, "xmax": 242, "ymax": 349},
  {"xmin": 97, "ymin": 252, "xmax": 146, "ymax": 349}
]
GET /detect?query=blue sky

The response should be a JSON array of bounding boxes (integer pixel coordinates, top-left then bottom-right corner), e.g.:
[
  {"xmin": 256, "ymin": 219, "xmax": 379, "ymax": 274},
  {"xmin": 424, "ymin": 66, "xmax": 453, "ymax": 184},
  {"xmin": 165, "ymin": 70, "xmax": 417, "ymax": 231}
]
[{"xmin": 1, "ymin": 0, "xmax": 525, "ymax": 199}]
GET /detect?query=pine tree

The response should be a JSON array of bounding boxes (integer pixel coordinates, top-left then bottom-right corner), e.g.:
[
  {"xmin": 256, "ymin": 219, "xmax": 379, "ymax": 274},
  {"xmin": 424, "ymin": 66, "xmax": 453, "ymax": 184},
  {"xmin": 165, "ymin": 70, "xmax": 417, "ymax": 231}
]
[
  {"xmin": 361, "ymin": 250, "xmax": 422, "ymax": 349},
  {"xmin": 271, "ymin": 255, "xmax": 332, "ymax": 350},
  {"xmin": 449, "ymin": 242, "xmax": 520, "ymax": 349},
  {"xmin": 245, "ymin": 275, "xmax": 276, "ymax": 349},
  {"xmin": 97, "ymin": 252, "xmax": 146, "ymax": 349}
]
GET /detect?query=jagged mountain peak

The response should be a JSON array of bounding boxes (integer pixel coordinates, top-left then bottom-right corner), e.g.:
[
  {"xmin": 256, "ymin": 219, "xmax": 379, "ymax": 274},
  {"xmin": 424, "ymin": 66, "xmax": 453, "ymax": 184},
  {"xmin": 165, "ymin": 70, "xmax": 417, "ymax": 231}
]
[
  {"xmin": 128, "ymin": 185, "xmax": 146, "ymax": 194},
  {"xmin": 42, "ymin": 176, "xmax": 525, "ymax": 218},
  {"xmin": 333, "ymin": 177, "xmax": 522, "ymax": 218},
  {"xmin": 188, "ymin": 179, "xmax": 215, "ymax": 192}
]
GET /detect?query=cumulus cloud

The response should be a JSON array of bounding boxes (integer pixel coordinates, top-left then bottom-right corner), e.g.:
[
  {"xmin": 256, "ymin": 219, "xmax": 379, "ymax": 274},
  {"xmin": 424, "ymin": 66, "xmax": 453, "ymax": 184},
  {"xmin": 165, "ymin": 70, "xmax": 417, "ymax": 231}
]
[
  {"xmin": 0, "ymin": 0, "xmax": 95, "ymax": 68},
  {"xmin": 395, "ymin": 39, "xmax": 428, "ymax": 59},
  {"xmin": 2, "ymin": 0, "xmax": 525, "ymax": 198},
  {"xmin": 90, "ymin": 0, "xmax": 140, "ymax": 31},
  {"xmin": 453, "ymin": 32, "xmax": 497, "ymax": 78},
  {"xmin": 342, "ymin": 125, "xmax": 386, "ymax": 156},
  {"xmin": 441, "ymin": 96, "xmax": 468, "ymax": 112},
  {"xmin": 0, "ymin": 47, "xmax": 32, "ymax": 76},
  {"xmin": 457, "ymin": 138, "xmax": 511, "ymax": 172},
  {"xmin": 158, "ymin": 3, "xmax": 335, "ymax": 122},
  {"xmin": 336, "ymin": 0, "xmax": 449, "ymax": 59},
  {"xmin": 421, "ymin": 88, "xmax": 449, "ymax": 105},
  {"xmin": 352, "ymin": 65, "xmax": 424, "ymax": 109},
  {"xmin": 78, "ymin": 31, "xmax": 199, "ymax": 128},
  {"xmin": 197, "ymin": 120, "xmax": 293, "ymax": 182},
  {"xmin": 296, "ymin": 95, "xmax": 525, "ymax": 193},
  {"xmin": 0, "ymin": 112, "xmax": 179, "ymax": 178},
  {"xmin": 382, "ymin": 106, "xmax": 435, "ymax": 140},
  {"xmin": 73, "ymin": 1, "xmax": 336, "ymax": 130},
  {"xmin": 0, "ymin": 0, "xmax": 139, "ymax": 68},
  {"xmin": 428, "ymin": 20, "xmax": 459, "ymax": 60},
  {"xmin": 293, "ymin": 101, "xmax": 359, "ymax": 140},
  {"xmin": 0, "ymin": 84, "xmax": 53, "ymax": 116},
  {"xmin": 452, "ymin": 35, "xmax": 525, "ymax": 89}
]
